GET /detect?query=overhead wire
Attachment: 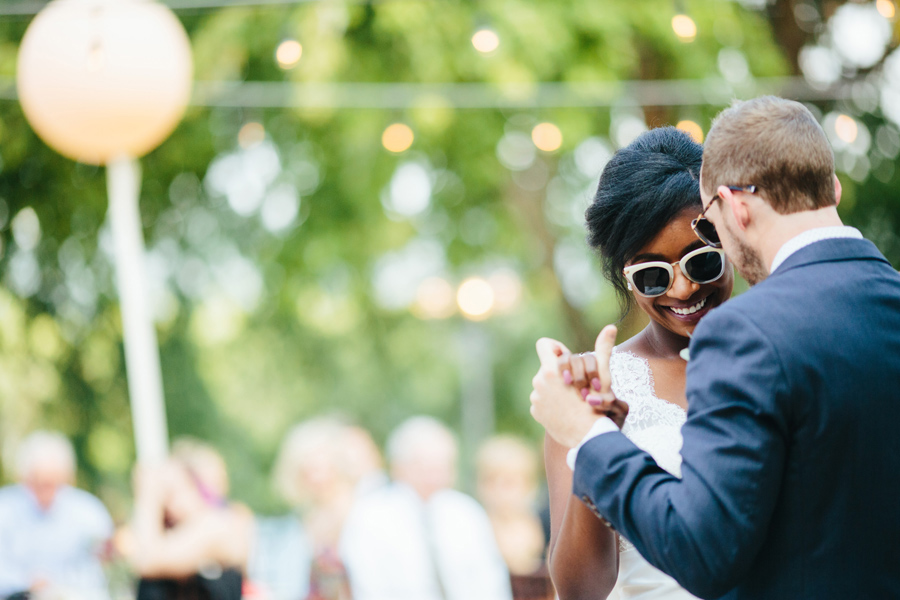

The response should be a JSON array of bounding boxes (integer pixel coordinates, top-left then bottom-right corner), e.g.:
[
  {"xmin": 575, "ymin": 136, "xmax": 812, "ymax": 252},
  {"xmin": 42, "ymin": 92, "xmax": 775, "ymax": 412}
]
[{"xmin": 0, "ymin": 76, "xmax": 862, "ymax": 108}]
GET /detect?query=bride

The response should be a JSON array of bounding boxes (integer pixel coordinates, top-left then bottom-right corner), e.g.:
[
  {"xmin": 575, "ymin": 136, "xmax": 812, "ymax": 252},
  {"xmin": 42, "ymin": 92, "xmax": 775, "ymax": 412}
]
[{"xmin": 543, "ymin": 127, "xmax": 734, "ymax": 599}]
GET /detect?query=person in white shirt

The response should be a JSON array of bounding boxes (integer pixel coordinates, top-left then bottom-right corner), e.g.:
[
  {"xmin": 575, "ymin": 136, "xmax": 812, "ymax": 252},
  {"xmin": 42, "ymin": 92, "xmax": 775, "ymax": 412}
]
[
  {"xmin": 340, "ymin": 417, "xmax": 512, "ymax": 600},
  {"xmin": 0, "ymin": 431, "xmax": 113, "ymax": 600}
]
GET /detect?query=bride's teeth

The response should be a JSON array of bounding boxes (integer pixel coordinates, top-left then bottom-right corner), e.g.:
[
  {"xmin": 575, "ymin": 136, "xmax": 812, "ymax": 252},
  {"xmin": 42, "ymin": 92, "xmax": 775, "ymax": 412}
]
[{"xmin": 670, "ymin": 296, "xmax": 707, "ymax": 316}]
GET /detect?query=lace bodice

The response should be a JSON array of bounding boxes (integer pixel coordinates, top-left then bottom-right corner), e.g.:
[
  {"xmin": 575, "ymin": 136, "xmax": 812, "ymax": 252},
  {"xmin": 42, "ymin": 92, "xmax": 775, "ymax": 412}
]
[
  {"xmin": 611, "ymin": 350, "xmax": 687, "ymax": 478},
  {"xmin": 610, "ymin": 350, "xmax": 688, "ymax": 557}
]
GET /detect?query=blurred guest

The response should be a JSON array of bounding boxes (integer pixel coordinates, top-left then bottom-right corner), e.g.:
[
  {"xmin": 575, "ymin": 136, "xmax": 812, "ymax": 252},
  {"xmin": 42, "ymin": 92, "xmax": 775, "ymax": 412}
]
[
  {"xmin": 125, "ymin": 439, "xmax": 252, "ymax": 600},
  {"xmin": 342, "ymin": 425, "xmax": 387, "ymax": 497},
  {"xmin": 341, "ymin": 417, "xmax": 513, "ymax": 600},
  {"xmin": 0, "ymin": 430, "xmax": 113, "ymax": 600},
  {"xmin": 476, "ymin": 436, "xmax": 546, "ymax": 576},
  {"xmin": 250, "ymin": 418, "xmax": 359, "ymax": 600}
]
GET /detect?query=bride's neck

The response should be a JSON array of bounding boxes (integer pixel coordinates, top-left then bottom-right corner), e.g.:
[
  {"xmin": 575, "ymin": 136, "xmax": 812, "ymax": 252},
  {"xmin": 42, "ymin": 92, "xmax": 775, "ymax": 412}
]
[{"xmin": 642, "ymin": 321, "xmax": 690, "ymax": 360}]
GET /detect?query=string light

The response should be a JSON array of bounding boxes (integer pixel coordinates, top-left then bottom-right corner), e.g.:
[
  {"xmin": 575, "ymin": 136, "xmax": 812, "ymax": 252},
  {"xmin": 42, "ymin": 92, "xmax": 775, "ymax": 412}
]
[
  {"xmin": 676, "ymin": 120, "xmax": 704, "ymax": 143},
  {"xmin": 275, "ymin": 39, "xmax": 302, "ymax": 69},
  {"xmin": 457, "ymin": 277, "xmax": 495, "ymax": 320},
  {"xmin": 414, "ymin": 277, "xmax": 456, "ymax": 319},
  {"xmin": 877, "ymin": 0, "xmax": 896, "ymax": 19},
  {"xmin": 672, "ymin": 14, "xmax": 697, "ymax": 42},
  {"xmin": 472, "ymin": 28, "xmax": 500, "ymax": 53},
  {"xmin": 238, "ymin": 122, "xmax": 265, "ymax": 148},
  {"xmin": 382, "ymin": 123, "xmax": 414, "ymax": 153},
  {"xmin": 834, "ymin": 114, "xmax": 859, "ymax": 144},
  {"xmin": 488, "ymin": 269, "xmax": 521, "ymax": 312},
  {"xmin": 532, "ymin": 122, "xmax": 563, "ymax": 152}
]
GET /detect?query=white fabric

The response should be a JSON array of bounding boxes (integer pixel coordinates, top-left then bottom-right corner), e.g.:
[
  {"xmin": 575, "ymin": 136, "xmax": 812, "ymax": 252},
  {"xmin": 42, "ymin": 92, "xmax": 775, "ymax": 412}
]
[
  {"xmin": 340, "ymin": 483, "xmax": 513, "ymax": 600},
  {"xmin": 568, "ymin": 348, "xmax": 689, "ymax": 473},
  {"xmin": 583, "ymin": 351, "xmax": 698, "ymax": 600},
  {"xmin": 566, "ymin": 416, "xmax": 618, "ymax": 470},
  {"xmin": 769, "ymin": 226, "xmax": 862, "ymax": 274}
]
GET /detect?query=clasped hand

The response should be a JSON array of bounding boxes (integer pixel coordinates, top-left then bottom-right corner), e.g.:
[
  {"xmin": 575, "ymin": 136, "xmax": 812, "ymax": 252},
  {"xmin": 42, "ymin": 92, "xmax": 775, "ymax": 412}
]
[{"xmin": 530, "ymin": 325, "xmax": 629, "ymax": 448}]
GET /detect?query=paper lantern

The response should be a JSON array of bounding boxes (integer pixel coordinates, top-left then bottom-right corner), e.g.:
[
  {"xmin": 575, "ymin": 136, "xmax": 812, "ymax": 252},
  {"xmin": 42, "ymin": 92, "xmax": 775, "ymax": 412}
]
[{"xmin": 17, "ymin": 0, "xmax": 192, "ymax": 165}]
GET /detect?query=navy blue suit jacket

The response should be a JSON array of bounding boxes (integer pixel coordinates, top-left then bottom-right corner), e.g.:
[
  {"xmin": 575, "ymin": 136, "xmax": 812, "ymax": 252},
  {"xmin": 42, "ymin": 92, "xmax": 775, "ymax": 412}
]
[{"xmin": 572, "ymin": 238, "xmax": 900, "ymax": 599}]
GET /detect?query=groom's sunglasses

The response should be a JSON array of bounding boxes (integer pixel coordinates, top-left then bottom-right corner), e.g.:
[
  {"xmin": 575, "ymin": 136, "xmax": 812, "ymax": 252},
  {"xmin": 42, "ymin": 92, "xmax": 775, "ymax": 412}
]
[
  {"xmin": 623, "ymin": 246, "xmax": 726, "ymax": 298},
  {"xmin": 691, "ymin": 185, "xmax": 758, "ymax": 248}
]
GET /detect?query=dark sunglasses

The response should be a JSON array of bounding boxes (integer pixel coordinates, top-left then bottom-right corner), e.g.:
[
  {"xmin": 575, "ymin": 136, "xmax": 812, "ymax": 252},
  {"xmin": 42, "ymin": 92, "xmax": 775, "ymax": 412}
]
[
  {"xmin": 691, "ymin": 185, "xmax": 758, "ymax": 248},
  {"xmin": 623, "ymin": 246, "xmax": 726, "ymax": 298}
]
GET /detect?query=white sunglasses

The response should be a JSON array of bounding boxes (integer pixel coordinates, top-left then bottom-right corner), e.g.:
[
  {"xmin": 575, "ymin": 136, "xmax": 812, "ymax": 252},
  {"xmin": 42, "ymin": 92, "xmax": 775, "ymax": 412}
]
[{"xmin": 623, "ymin": 246, "xmax": 726, "ymax": 298}]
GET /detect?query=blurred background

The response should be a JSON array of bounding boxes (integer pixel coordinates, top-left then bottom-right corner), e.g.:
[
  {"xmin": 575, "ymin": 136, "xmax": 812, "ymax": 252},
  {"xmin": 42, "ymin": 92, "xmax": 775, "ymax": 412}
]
[{"xmin": 0, "ymin": 0, "xmax": 899, "ymax": 596}]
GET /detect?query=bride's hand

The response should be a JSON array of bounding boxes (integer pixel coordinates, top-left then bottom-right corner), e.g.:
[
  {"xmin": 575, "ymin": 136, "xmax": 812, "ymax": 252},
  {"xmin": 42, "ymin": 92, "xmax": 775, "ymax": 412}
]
[
  {"xmin": 585, "ymin": 326, "xmax": 630, "ymax": 429},
  {"xmin": 532, "ymin": 338, "xmax": 602, "ymax": 448}
]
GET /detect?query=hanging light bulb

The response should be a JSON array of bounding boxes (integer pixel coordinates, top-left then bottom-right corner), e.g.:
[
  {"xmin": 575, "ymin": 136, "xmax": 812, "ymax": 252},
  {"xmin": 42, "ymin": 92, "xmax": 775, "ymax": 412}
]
[
  {"xmin": 457, "ymin": 277, "xmax": 495, "ymax": 320},
  {"xmin": 834, "ymin": 114, "xmax": 859, "ymax": 144},
  {"xmin": 382, "ymin": 123, "xmax": 414, "ymax": 153},
  {"xmin": 672, "ymin": 14, "xmax": 697, "ymax": 42},
  {"xmin": 676, "ymin": 120, "xmax": 704, "ymax": 143},
  {"xmin": 276, "ymin": 39, "xmax": 302, "ymax": 69},
  {"xmin": 877, "ymin": 0, "xmax": 896, "ymax": 19},
  {"xmin": 472, "ymin": 28, "xmax": 500, "ymax": 53},
  {"xmin": 532, "ymin": 122, "xmax": 563, "ymax": 152}
]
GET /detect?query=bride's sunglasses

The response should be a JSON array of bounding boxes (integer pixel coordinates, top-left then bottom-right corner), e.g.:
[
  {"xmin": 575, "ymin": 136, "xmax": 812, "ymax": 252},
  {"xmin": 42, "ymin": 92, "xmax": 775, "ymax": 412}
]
[
  {"xmin": 691, "ymin": 185, "xmax": 758, "ymax": 248},
  {"xmin": 623, "ymin": 246, "xmax": 726, "ymax": 298}
]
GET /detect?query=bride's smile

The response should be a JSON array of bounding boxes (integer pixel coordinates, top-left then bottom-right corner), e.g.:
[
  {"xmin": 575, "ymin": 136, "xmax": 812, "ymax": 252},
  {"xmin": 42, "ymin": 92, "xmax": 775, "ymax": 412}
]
[{"xmin": 624, "ymin": 206, "xmax": 733, "ymax": 340}]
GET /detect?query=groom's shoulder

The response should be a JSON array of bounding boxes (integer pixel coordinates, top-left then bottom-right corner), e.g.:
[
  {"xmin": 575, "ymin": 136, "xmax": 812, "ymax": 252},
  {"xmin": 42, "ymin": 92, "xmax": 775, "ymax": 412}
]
[
  {"xmin": 694, "ymin": 237, "xmax": 900, "ymax": 347},
  {"xmin": 692, "ymin": 295, "xmax": 765, "ymax": 349},
  {"xmin": 691, "ymin": 281, "xmax": 799, "ymax": 354}
]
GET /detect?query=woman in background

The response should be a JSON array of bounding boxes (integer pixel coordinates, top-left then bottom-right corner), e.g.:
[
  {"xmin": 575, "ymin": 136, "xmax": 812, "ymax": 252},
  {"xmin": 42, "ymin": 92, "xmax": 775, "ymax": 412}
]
[
  {"xmin": 476, "ymin": 435, "xmax": 546, "ymax": 577},
  {"xmin": 250, "ymin": 418, "xmax": 370, "ymax": 600},
  {"xmin": 128, "ymin": 439, "xmax": 252, "ymax": 600}
]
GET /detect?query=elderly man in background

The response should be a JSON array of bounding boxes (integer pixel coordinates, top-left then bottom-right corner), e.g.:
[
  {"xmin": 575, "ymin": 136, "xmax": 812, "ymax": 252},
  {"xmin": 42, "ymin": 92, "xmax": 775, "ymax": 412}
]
[
  {"xmin": 0, "ymin": 431, "xmax": 113, "ymax": 600},
  {"xmin": 340, "ymin": 416, "xmax": 512, "ymax": 600}
]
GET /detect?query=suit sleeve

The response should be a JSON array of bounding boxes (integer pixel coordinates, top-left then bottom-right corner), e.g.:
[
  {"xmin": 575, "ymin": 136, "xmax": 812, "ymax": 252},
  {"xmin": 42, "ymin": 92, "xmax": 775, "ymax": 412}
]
[{"xmin": 572, "ymin": 307, "xmax": 790, "ymax": 599}]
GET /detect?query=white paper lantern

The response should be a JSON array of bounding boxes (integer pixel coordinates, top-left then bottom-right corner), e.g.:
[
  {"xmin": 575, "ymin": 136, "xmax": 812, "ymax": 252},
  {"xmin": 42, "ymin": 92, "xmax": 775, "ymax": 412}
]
[{"xmin": 17, "ymin": 0, "xmax": 192, "ymax": 165}]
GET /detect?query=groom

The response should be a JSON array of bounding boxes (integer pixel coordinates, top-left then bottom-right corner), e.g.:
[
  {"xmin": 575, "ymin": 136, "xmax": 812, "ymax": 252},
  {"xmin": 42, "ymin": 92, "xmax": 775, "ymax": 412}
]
[{"xmin": 530, "ymin": 96, "xmax": 900, "ymax": 599}]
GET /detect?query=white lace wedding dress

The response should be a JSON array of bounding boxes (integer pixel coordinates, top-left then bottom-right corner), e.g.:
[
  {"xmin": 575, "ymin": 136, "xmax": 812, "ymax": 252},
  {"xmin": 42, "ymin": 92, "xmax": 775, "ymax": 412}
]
[{"xmin": 606, "ymin": 350, "xmax": 698, "ymax": 600}]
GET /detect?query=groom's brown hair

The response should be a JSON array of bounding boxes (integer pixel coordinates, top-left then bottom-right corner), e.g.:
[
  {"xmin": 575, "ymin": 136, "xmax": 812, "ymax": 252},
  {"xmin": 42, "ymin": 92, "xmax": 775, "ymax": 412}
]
[{"xmin": 701, "ymin": 96, "xmax": 836, "ymax": 214}]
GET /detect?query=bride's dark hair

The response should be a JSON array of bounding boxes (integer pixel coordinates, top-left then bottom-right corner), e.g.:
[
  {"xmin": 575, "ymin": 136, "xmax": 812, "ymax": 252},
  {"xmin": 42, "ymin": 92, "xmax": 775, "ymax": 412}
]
[{"xmin": 585, "ymin": 126, "xmax": 703, "ymax": 312}]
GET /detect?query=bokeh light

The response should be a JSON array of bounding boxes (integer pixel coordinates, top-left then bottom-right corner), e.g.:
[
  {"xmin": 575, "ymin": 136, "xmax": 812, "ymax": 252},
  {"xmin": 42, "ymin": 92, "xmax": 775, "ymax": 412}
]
[
  {"xmin": 276, "ymin": 39, "xmax": 303, "ymax": 69},
  {"xmin": 612, "ymin": 113, "xmax": 648, "ymax": 148},
  {"xmin": 11, "ymin": 207, "xmax": 41, "ymax": 251},
  {"xmin": 800, "ymin": 45, "xmax": 843, "ymax": 88},
  {"xmin": 835, "ymin": 114, "xmax": 859, "ymax": 144},
  {"xmin": 531, "ymin": 122, "xmax": 563, "ymax": 152},
  {"xmin": 676, "ymin": 120, "xmax": 704, "ymax": 143},
  {"xmin": 472, "ymin": 28, "xmax": 500, "ymax": 53},
  {"xmin": 457, "ymin": 277, "xmax": 495, "ymax": 320},
  {"xmin": 238, "ymin": 122, "xmax": 265, "ymax": 149},
  {"xmin": 877, "ymin": 0, "xmax": 896, "ymax": 19},
  {"xmin": 496, "ymin": 131, "xmax": 537, "ymax": 171},
  {"xmin": 830, "ymin": 3, "xmax": 891, "ymax": 69},
  {"xmin": 414, "ymin": 277, "xmax": 456, "ymax": 319},
  {"xmin": 385, "ymin": 162, "xmax": 432, "ymax": 217},
  {"xmin": 488, "ymin": 269, "xmax": 522, "ymax": 312},
  {"xmin": 672, "ymin": 14, "xmax": 697, "ymax": 42},
  {"xmin": 382, "ymin": 123, "xmax": 415, "ymax": 153}
]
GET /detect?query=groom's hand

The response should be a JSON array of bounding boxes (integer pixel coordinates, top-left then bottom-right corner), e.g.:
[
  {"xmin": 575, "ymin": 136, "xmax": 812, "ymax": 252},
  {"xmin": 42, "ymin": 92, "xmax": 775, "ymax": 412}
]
[{"xmin": 531, "ymin": 335, "xmax": 607, "ymax": 448}]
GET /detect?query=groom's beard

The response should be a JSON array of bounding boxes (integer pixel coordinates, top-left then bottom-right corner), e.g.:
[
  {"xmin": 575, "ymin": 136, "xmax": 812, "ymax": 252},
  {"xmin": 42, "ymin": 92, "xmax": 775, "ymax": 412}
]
[
  {"xmin": 721, "ymin": 222, "xmax": 768, "ymax": 285},
  {"xmin": 734, "ymin": 237, "xmax": 768, "ymax": 285}
]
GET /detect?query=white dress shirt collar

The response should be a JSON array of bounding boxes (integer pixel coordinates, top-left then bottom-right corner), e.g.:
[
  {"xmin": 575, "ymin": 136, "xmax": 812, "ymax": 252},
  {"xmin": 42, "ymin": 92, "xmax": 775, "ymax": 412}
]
[{"xmin": 769, "ymin": 226, "xmax": 863, "ymax": 274}]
